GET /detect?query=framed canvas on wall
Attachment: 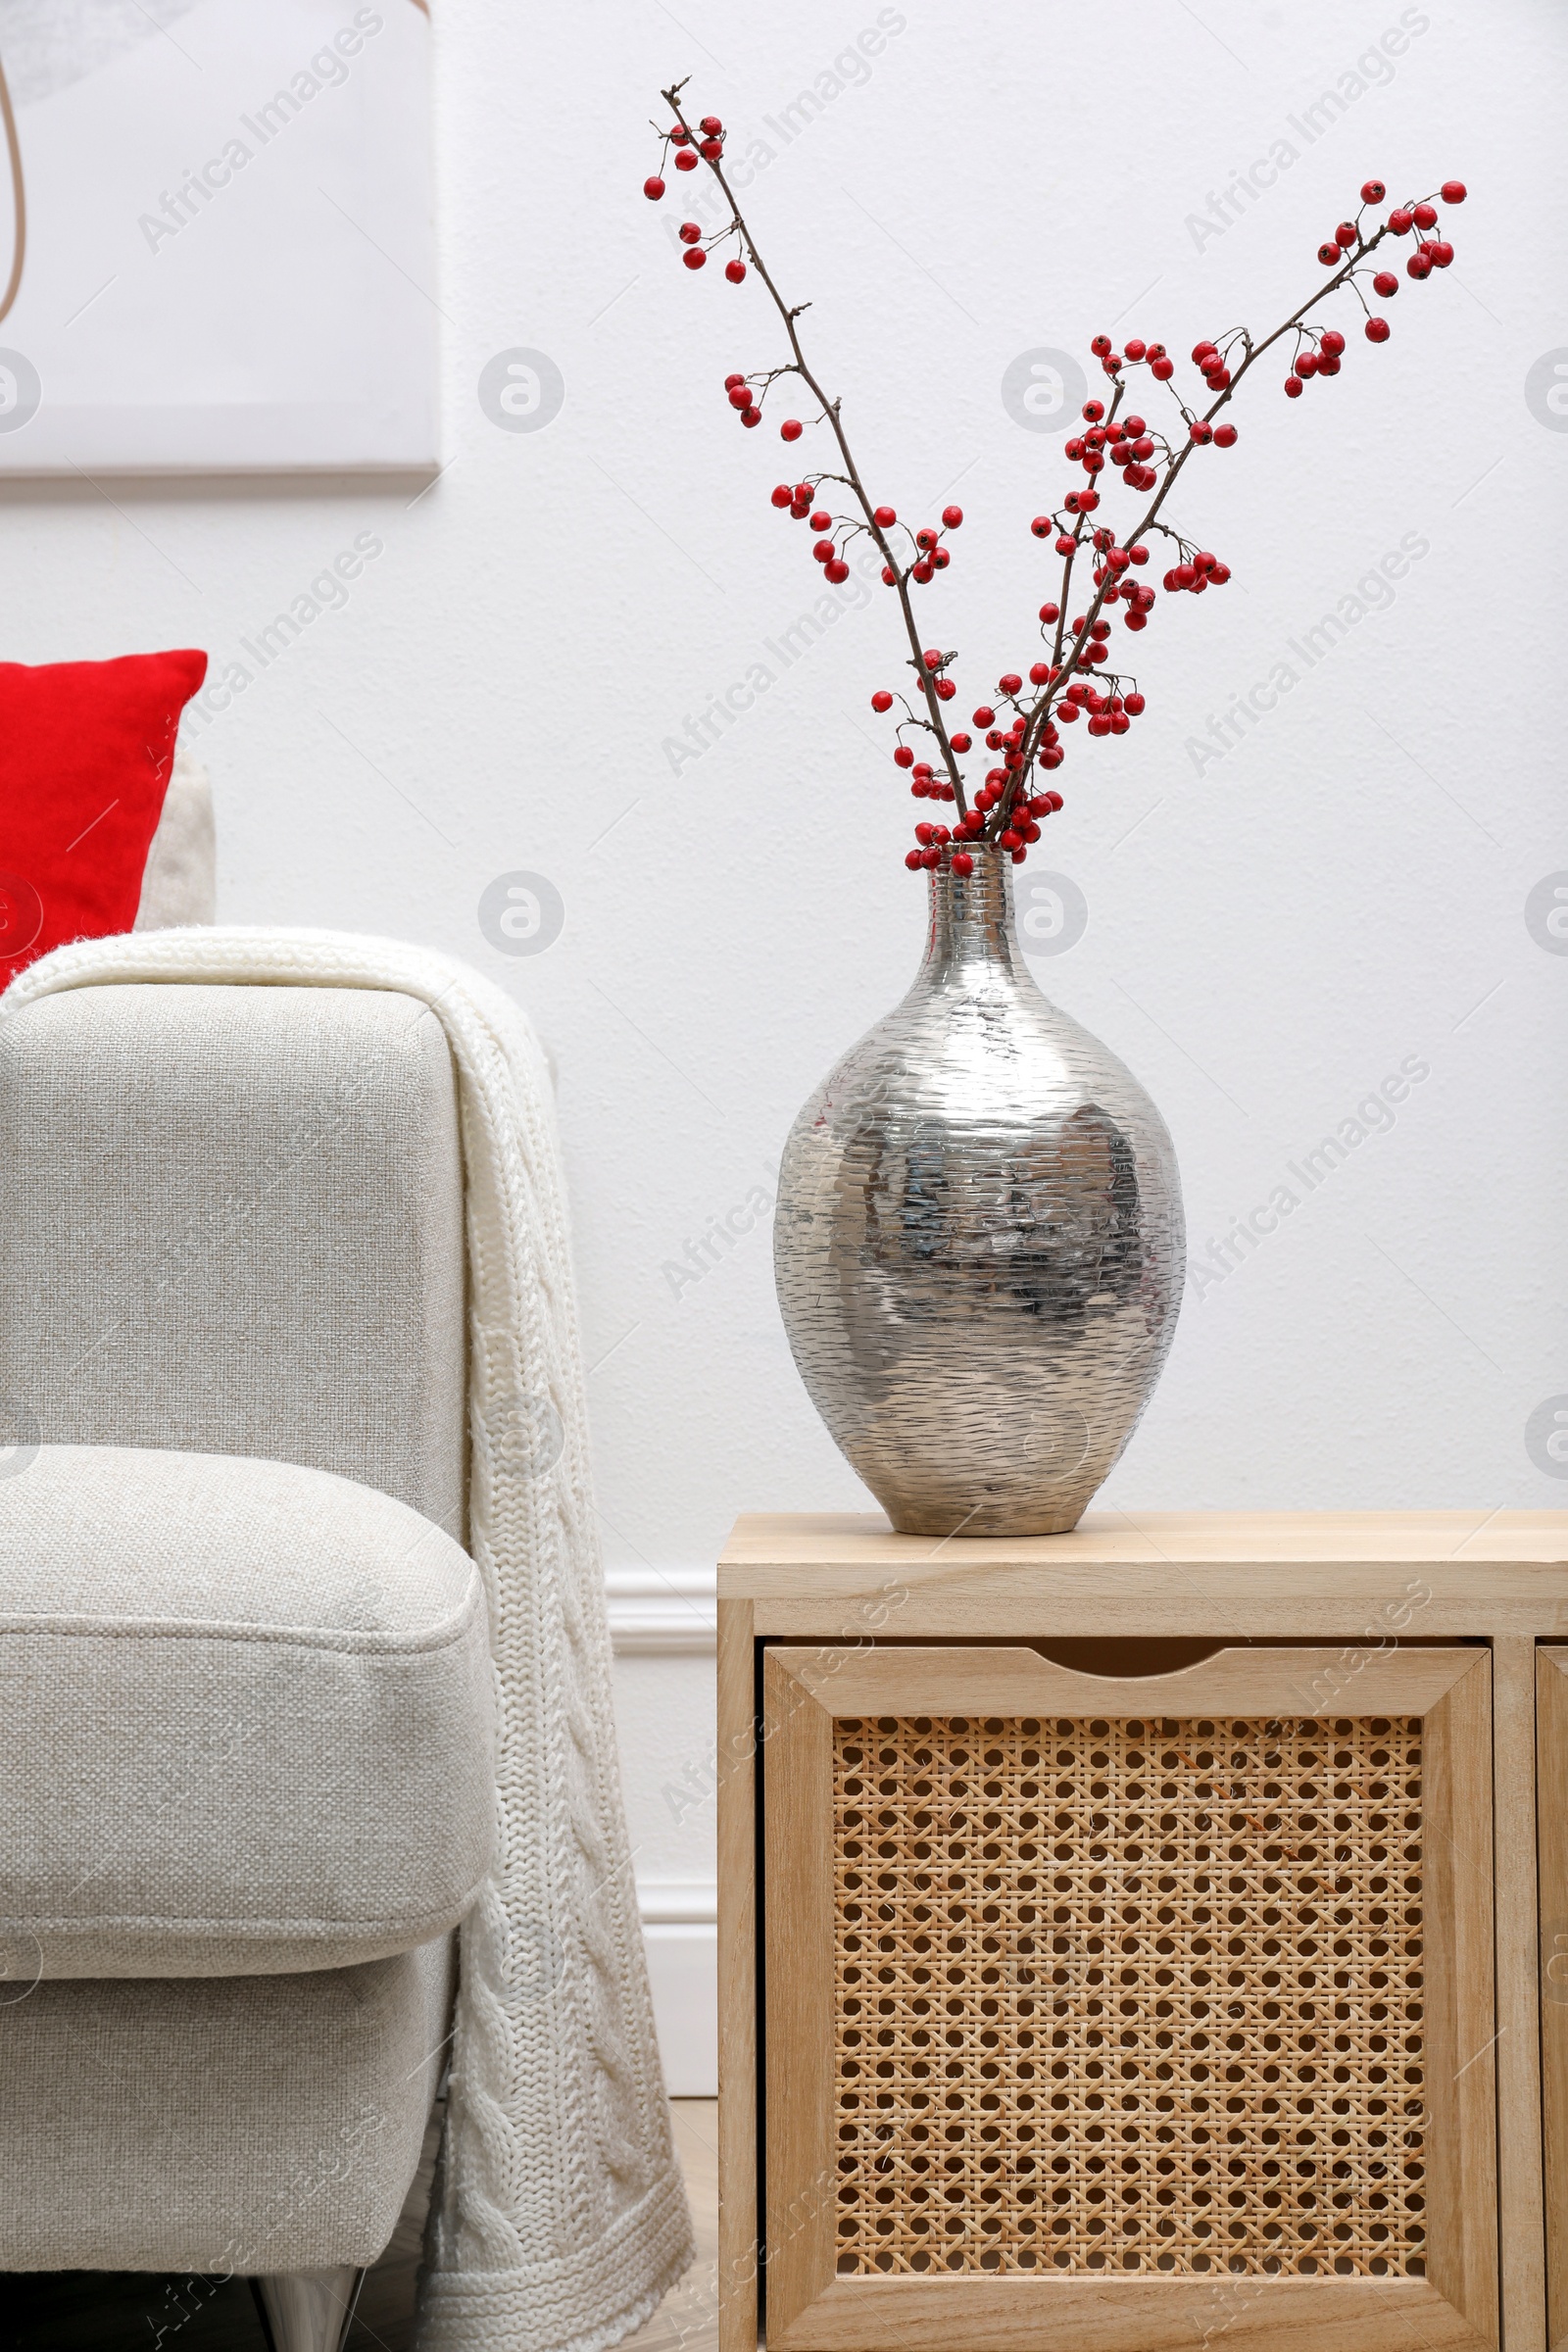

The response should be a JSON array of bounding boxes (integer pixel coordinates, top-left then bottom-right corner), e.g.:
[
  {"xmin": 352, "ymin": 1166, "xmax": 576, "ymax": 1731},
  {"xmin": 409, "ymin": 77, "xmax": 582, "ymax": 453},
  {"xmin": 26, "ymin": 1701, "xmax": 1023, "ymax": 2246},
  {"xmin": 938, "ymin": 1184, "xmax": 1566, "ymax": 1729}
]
[{"xmin": 0, "ymin": 0, "xmax": 436, "ymax": 472}]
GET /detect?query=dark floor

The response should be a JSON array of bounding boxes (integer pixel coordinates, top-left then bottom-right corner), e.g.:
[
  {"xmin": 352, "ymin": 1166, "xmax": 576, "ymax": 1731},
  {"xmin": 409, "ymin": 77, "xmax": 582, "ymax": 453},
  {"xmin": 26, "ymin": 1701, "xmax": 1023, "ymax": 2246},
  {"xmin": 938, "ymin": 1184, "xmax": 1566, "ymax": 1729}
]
[{"xmin": 0, "ymin": 2102, "xmax": 716, "ymax": 2352}]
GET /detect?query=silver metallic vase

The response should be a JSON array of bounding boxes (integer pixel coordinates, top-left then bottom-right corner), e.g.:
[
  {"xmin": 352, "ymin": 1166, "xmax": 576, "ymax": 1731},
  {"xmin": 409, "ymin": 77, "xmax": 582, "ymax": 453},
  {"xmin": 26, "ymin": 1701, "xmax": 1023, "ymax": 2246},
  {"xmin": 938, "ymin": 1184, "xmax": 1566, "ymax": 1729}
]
[{"xmin": 774, "ymin": 846, "xmax": 1184, "ymax": 1536}]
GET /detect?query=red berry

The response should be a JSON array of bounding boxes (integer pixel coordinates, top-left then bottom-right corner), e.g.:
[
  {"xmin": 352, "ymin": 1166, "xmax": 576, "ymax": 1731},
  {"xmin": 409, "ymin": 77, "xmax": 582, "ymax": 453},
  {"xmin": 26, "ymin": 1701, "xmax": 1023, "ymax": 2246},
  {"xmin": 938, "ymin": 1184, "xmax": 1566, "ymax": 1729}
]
[
  {"xmin": 740, "ymin": 408, "xmax": 760, "ymax": 426},
  {"xmin": 951, "ymin": 852, "xmax": 973, "ymax": 876},
  {"xmin": 1190, "ymin": 420, "xmax": 1213, "ymax": 444},
  {"xmin": 1129, "ymin": 545, "xmax": 1149, "ymax": 565},
  {"xmin": 999, "ymin": 672, "xmax": 1023, "ymax": 695},
  {"xmin": 942, "ymin": 505, "xmax": 963, "ymax": 528},
  {"xmin": 873, "ymin": 505, "xmax": 897, "ymax": 528},
  {"xmin": 1192, "ymin": 340, "xmax": 1218, "ymax": 364},
  {"xmin": 905, "ymin": 850, "xmax": 923, "ymax": 870},
  {"xmin": 1317, "ymin": 242, "xmax": 1341, "ymax": 266},
  {"xmin": 1388, "ymin": 208, "xmax": 1413, "ymax": 234},
  {"xmin": 933, "ymin": 548, "xmax": 951, "ymax": 570},
  {"xmin": 911, "ymin": 560, "xmax": 933, "ymax": 583},
  {"xmin": 895, "ymin": 747, "xmax": 914, "ymax": 768},
  {"xmin": 921, "ymin": 847, "xmax": 941, "ymax": 869},
  {"xmin": 1030, "ymin": 515, "xmax": 1052, "ymax": 539},
  {"xmin": 1407, "ymin": 251, "xmax": 1432, "ymax": 279},
  {"xmin": 700, "ymin": 115, "xmax": 723, "ymax": 134},
  {"xmin": 1365, "ymin": 318, "xmax": 1391, "ymax": 342},
  {"xmin": 1151, "ymin": 356, "xmax": 1174, "ymax": 380},
  {"xmin": 1039, "ymin": 602, "xmax": 1060, "ymax": 624},
  {"xmin": 913, "ymin": 822, "xmax": 936, "ymax": 845},
  {"xmin": 915, "ymin": 527, "xmax": 938, "ymax": 552},
  {"xmin": 770, "ymin": 483, "xmax": 792, "ymax": 508},
  {"xmin": 1429, "ymin": 239, "xmax": 1453, "ymax": 267},
  {"xmin": 823, "ymin": 559, "xmax": 848, "ymax": 584},
  {"xmin": 1028, "ymin": 662, "xmax": 1050, "ymax": 684},
  {"xmin": 1091, "ymin": 334, "xmax": 1112, "ymax": 356},
  {"xmin": 780, "ymin": 418, "xmax": 803, "ymax": 441},
  {"xmin": 951, "ymin": 732, "xmax": 971, "ymax": 753},
  {"xmin": 972, "ymin": 706, "xmax": 995, "ymax": 726},
  {"xmin": 1412, "ymin": 201, "xmax": 1438, "ymax": 228},
  {"xmin": 1209, "ymin": 564, "xmax": 1230, "ymax": 584},
  {"xmin": 675, "ymin": 149, "xmax": 699, "ymax": 172},
  {"xmin": 870, "ymin": 690, "xmax": 894, "ymax": 713},
  {"xmin": 1373, "ymin": 270, "xmax": 1399, "ymax": 297},
  {"xmin": 727, "ymin": 384, "xmax": 751, "ymax": 409},
  {"xmin": 1297, "ymin": 351, "xmax": 1319, "ymax": 377},
  {"xmin": 644, "ymin": 176, "xmax": 666, "ymax": 201},
  {"xmin": 679, "ymin": 220, "xmax": 702, "ymax": 244},
  {"xmin": 725, "ymin": 259, "xmax": 747, "ymax": 283},
  {"xmin": 1082, "ymin": 398, "xmax": 1104, "ymax": 421},
  {"xmin": 881, "ymin": 565, "xmax": 897, "ymax": 585},
  {"xmin": 811, "ymin": 538, "xmax": 834, "ymax": 563},
  {"xmin": 1079, "ymin": 489, "xmax": 1100, "ymax": 511},
  {"xmin": 1124, "ymin": 338, "xmax": 1147, "ymax": 362},
  {"xmin": 1124, "ymin": 693, "xmax": 1146, "ymax": 715},
  {"xmin": 669, "ymin": 125, "xmax": 690, "ymax": 143},
  {"xmin": 1360, "ymin": 179, "xmax": 1387, "ymax": 204},
  {"xmin": 999, "ymin": 828, "xmax": 1021, "ymax": 851},
  {"xmin": 1212, "ymin": 422, "xmax": 1237, "ymax": 448},
  {"xmin": 1321, "ymin": 328, "xmax": 1346, "ymax": 356},
  {"xmin": 1441, "ymin": 180, "xmax": 1467, "ymax": 205},
  {"xmin": 700, "ymin": 138, "xmax": 722, "ymax": 160},
  {"xmin": 1335, "ymin": 221, "xmax": 1357, "ymax": 249},
  {"xmin": 1285, "ymin": 374, "xmax": 1303, "ymax": 398},
  {"xmin": 935, "ymin": 678, "xmax": 956, "ymax": 701},
  {"xmin": 683, "ymin": 247, "xmax": 707, "ymax": 270}
]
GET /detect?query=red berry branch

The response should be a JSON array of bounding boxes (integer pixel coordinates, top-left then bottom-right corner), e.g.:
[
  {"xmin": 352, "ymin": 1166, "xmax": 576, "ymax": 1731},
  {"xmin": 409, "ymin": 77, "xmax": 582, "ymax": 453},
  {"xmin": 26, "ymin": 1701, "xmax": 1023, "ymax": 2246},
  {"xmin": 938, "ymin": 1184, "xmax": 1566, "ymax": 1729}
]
[{"xmin": 646, "ymin": 86, "xmax": 1466, "ymax": 879}]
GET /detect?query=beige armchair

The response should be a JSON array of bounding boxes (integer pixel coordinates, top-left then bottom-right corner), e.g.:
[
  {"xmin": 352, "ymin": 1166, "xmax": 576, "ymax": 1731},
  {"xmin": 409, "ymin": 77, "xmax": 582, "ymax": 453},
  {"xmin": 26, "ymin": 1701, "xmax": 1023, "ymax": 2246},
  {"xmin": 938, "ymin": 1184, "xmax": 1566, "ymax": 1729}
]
[{"xmin": 0, "ymin": 978, "xmax": 490, "ymax": 2351}]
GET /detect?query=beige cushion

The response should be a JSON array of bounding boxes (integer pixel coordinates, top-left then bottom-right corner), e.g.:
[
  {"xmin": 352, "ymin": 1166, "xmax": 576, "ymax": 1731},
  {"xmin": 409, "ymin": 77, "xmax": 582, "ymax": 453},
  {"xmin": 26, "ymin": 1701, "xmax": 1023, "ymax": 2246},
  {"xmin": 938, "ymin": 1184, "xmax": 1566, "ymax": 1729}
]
[
  {"xmin": 0, "ymin": 1936, "xmax": 454, "ymax": 2272},
  {"xmin": 0, "ymin": 1446, "xmax": 494, "ymax": 1978},
  {"xmin": 0, "ymin": 980, "xmax": 466, "ymax": 1538},
  {"xmin": 134, "ymin": 738, "xmax": 217, "ymax": 929}
]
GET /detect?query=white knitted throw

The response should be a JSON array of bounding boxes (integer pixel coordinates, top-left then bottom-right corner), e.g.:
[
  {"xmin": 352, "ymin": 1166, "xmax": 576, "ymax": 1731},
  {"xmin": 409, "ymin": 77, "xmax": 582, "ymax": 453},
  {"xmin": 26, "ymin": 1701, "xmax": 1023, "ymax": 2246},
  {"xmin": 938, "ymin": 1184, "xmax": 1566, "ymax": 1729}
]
[{"xmin": 2, "ymin": 927, "xmax": 695, "ymax": 2352}]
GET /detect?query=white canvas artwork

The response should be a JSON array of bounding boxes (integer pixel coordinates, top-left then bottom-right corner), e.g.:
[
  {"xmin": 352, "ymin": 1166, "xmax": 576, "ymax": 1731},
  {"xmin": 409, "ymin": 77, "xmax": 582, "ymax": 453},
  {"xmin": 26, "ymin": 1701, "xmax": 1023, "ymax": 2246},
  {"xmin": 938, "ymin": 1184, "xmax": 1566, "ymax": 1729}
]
[{"xmin": 0, "ymin": 0, "xmax": 436, "ymax": 471}]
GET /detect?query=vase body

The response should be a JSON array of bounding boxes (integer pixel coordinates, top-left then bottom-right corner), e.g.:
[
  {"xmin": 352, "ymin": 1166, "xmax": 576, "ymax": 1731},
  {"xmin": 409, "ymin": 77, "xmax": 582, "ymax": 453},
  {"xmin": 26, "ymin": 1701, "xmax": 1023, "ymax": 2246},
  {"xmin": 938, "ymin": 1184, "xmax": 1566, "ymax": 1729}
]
[{"xmin": 774, "ymin": 849, "xmax": 1184, "ymax": 1535}]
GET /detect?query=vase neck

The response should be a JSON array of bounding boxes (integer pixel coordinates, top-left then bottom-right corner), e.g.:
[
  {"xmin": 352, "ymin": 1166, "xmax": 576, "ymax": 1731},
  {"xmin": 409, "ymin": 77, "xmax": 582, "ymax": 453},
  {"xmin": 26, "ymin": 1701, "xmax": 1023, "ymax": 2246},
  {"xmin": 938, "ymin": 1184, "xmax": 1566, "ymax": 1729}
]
[{"xmin": 920, "ymin": 847, "xmax": 1024, "ymax": 984}]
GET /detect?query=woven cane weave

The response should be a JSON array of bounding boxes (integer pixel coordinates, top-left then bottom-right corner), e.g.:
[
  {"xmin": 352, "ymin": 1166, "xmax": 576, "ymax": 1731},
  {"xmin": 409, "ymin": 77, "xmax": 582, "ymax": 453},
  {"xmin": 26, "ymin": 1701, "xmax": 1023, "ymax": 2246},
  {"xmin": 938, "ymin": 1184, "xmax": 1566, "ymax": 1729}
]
[{"xmin": 832, "ymin": 1713, "xmax": 1425, "ymax": 2278}]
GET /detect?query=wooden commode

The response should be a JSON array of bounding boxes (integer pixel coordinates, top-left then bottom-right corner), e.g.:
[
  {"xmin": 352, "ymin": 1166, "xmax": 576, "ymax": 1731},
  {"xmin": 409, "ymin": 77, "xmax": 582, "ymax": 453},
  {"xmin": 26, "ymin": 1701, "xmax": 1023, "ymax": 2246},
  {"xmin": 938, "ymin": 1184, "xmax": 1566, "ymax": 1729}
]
[{"xmin": 717, "ymin": 1510, "xmax": 1568, "ymax": 2352}]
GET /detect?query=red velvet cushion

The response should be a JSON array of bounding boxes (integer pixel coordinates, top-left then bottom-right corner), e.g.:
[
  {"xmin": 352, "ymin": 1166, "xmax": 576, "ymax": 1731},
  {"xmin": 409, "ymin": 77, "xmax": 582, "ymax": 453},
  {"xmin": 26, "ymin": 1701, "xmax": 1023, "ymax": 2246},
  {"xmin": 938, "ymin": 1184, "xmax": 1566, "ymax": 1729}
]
[{"xmin": 0, "ymin": 649, "xmax": 209, "ymax": 986}]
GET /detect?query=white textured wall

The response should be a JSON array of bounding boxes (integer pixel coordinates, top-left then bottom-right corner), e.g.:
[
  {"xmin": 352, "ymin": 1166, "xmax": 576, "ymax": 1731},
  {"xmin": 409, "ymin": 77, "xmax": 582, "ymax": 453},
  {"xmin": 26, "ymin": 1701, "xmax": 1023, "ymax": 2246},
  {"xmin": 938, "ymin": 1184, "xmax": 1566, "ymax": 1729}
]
[{"xmin": 7, "ymin": 0, "xmax": 1564, "ymax": 2064}]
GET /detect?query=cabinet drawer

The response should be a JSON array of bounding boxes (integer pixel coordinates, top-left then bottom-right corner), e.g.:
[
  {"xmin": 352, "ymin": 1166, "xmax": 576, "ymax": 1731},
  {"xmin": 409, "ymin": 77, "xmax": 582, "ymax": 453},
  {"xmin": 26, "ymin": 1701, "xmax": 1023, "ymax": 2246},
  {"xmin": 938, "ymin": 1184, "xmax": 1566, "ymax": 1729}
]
[{"xmin": 761, "ymin": 1643, "xmax": 1496, "ymax": 2352}]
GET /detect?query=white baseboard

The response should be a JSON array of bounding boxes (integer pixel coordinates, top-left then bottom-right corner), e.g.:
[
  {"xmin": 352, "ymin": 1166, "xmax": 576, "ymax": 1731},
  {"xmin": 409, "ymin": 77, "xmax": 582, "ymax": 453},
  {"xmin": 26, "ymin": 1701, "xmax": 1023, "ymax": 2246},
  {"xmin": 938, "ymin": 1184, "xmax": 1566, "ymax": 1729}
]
[
  {"xmin": 640, "ymin": 1881, "xmax": 717, "ymax": 2097},
  {"xmin": 606, "ymin": 1567, "xmax": 716, "ymax": 1655}
]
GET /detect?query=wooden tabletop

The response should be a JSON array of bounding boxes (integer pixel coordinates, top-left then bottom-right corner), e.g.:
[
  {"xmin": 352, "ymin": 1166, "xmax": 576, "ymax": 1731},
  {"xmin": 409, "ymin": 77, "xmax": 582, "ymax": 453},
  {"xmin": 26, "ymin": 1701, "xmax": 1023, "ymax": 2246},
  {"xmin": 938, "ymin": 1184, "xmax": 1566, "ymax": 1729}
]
[{"xmin": 719, "ymin": 1509, "xmax": 1568, "ymax": 1637}]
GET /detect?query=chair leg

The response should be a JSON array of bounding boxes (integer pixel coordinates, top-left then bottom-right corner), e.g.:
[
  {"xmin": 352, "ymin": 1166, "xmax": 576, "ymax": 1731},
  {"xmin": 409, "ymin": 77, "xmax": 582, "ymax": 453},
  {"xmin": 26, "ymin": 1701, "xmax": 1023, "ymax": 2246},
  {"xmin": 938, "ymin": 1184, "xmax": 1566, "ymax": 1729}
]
[{"xmin": 251, "ymin": 2267, "xmax": 363, "ymax": 2352}]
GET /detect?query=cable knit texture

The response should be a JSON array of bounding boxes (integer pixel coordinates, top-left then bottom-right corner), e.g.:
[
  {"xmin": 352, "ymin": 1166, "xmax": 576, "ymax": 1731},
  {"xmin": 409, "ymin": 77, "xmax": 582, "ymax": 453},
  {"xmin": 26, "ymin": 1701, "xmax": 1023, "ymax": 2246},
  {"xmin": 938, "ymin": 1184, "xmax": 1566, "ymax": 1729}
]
[{"xmin": 1, "ymin": 927, "xmax": 694, "ymax": 2352}]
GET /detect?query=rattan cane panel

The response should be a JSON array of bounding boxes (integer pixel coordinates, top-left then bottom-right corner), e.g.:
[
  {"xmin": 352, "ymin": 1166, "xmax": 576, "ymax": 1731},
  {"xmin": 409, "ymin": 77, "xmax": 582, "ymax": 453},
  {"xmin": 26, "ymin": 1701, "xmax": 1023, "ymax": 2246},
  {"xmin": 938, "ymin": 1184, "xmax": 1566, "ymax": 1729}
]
[{"xmin": 832, "ymin": 1713, "xmax": 1425, "ymax": 2278}]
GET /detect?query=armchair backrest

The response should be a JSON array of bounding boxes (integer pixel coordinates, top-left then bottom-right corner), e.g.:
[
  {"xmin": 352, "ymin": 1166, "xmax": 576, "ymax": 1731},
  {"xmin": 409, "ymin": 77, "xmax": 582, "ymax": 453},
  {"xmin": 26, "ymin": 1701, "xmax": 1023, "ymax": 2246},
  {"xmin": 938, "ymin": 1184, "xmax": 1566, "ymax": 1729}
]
[{"xmin": 0, "ymin": 982, "xmax": 466, "ymax": 1538}]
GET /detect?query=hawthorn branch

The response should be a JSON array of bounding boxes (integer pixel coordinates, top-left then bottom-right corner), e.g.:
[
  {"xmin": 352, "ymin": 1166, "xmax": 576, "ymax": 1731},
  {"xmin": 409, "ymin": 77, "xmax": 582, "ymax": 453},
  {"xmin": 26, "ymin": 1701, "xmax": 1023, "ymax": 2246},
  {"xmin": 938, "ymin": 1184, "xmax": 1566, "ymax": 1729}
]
[
  {"xmin": 1007, "ymin": 218, "xmax": 1401, "ymax": 820},
  {"xmin": 662, "ymin": 81, "xmax": 969, "ymax": 817}
]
